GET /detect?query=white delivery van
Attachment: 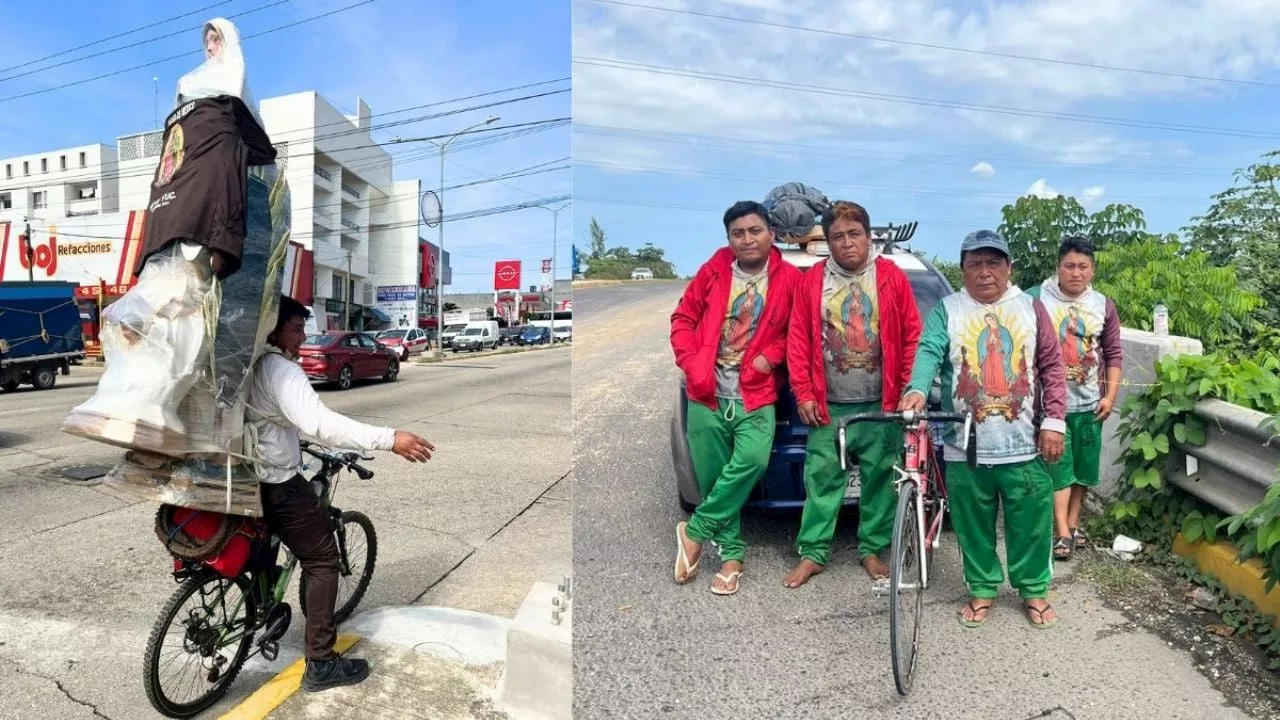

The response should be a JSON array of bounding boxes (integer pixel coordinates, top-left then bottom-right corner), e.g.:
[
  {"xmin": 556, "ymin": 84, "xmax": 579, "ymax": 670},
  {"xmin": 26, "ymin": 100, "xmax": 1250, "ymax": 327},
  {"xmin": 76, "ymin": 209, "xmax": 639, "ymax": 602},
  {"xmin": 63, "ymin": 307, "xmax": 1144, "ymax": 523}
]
[{"xmin": 451, "ymin": 320, "xmax": 500, "ymax": 352}]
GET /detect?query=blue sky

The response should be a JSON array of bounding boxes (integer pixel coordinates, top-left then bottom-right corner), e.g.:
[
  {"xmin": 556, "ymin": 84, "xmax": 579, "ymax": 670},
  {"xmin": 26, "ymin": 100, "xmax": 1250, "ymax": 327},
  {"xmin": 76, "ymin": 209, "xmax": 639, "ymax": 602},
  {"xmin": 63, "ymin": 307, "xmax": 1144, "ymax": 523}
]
[
  {"xmin": 0, "ymin": 0, "xmax": 570, "ymax": 293},
  {"xmin": 572, "ymin": 0, "xmax": 1280, "ymax": 277}
]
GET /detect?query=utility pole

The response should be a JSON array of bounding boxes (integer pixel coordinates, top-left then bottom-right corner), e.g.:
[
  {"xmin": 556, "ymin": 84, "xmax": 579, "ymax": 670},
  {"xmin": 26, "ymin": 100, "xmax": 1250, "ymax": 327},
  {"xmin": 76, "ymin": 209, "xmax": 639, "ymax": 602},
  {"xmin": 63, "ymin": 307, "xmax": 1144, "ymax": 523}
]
[
  {"xmin": 23, "ymin": 220, "xmax": 33, "ymax": 282},
  {"xmin": 345, "ymin": 251, "xmax": 352, "ymax": 331},
  {"xmin": 390, "ymin": 115, "xmax": 499, "ymax": 357},
  {"xmin": 536, "ymin": 202, "xmax": 570, "ymax": 333}
]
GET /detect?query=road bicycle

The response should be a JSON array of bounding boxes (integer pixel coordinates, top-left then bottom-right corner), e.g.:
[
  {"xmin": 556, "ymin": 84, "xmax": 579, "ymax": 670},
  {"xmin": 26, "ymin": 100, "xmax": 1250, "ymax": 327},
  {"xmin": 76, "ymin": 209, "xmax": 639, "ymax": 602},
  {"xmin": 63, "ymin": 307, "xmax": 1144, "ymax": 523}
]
[
  {"xmin": 837, "ymin": 408, "xmax": 976, "ymax": 696},
  {"xmin": 142, "ymin": 440, "xmax": 379, "ymax": 718}
]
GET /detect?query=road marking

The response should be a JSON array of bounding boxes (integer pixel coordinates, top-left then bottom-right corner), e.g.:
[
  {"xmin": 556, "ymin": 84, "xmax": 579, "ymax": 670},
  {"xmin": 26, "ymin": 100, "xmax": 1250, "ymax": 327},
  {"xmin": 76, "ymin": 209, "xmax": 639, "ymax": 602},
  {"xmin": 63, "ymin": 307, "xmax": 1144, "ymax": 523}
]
[{"xmin": 217, "ymin": 633, "xmax": 361, "ymax": 720}]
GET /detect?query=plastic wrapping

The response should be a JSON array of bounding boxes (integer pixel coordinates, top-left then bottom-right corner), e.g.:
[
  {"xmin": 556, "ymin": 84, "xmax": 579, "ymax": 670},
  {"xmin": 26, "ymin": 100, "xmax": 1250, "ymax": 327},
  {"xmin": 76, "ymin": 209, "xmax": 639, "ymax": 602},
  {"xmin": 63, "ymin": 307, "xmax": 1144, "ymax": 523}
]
[
  {"xmin": 177, "ymin": 17, "xmax": 263, "ymax": 128},
  {"xmin": 64, "ymin": 166, "xmax": 290, "ymax": 516}
]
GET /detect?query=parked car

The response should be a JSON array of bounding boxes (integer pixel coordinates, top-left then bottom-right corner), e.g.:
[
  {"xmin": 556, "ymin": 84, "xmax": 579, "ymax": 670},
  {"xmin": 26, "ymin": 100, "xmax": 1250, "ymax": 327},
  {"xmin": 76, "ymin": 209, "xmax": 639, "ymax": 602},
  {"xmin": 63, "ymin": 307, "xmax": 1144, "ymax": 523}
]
[
  {"xmin": 552, "ymin": 326, "xmax": 573, "ymax": 343},
  {"xmin": 452, "ymin": 320, "xmax": 500, "ymax": 352},
  {"xmin": 670, "ymin": 226, "xmax": 953, "ymax": 513},
  {"xmin": 375, "ymin": 327, "xmax": 430, "ymax": 361},
  {"xmin": 440, "ymin": 324, "xmax": 467, "ymax": 348},
  {"xmin": 518, "ymin": 326, "xmax": 552, "ymax": 346},
  {"xmin": 298, "ymin": 331, "xmax": 400, "ymax": 390},
  {"xmin": 498, "ymin": 325, "xmax": 525, "ymax": 346},
  {"xmin": 631, "ymin": 267, "xmax": 654, "ymax": 280}
]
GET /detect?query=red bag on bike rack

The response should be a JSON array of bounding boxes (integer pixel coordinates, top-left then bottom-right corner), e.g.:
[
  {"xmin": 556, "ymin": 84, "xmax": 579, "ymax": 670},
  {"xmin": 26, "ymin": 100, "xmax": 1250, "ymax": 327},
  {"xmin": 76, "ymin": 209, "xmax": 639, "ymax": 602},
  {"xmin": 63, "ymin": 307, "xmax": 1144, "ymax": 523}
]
[{"xmin": 155, "ymin": 504, "xmax": 265, "ymax": 578}]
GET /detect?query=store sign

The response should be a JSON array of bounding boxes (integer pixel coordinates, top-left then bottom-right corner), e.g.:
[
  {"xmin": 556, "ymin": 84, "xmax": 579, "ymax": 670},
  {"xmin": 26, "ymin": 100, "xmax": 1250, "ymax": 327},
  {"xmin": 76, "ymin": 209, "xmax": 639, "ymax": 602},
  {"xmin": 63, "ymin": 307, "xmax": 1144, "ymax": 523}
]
[
  {"xmin": 74, "ymin": 282, "xmax": 136, "ymax": 300},
  {"xmin": 0, "ymin": 211, "xmax": 146, "ymax": 287},
  {"xmin": 540, "ymin": 258, "xmax": 552, "ymax": 292},
  {"xmin": 375, "ymin": 285, "xmax": 417, "ymax": 328},
  {"xmin": 376, "ymin": 285, "xmax": 417, "ymax": 302},
  {"xmin": 493, "ymin": 260, "xmax": 521, "ymax": 291}
]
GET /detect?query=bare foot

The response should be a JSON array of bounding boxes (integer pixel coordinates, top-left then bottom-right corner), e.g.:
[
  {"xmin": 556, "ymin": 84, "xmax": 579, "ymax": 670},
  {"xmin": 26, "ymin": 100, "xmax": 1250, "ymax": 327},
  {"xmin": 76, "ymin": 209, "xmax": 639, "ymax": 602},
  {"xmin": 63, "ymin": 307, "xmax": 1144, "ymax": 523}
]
[
  {"xmin": 674, "ymin": 522, "xmax": 702, "ymax": 584},
  {"xmin": 862, "ymin": 555, "xmax": 889, "ymax": 580},
  {"xmin": 711, "ymin": 561, "xmax": 742, "ymax": 594},
  {"xmin": 782, "ymin": 558, "xmax": 824, "ymax": 588}
]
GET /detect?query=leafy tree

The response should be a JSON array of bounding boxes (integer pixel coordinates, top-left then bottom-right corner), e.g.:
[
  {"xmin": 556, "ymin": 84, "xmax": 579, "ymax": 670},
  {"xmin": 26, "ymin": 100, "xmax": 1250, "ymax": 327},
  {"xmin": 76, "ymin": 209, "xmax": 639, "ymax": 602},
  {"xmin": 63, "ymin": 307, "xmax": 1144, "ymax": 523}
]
[
  {"xmin": 1093, "ymin": 237, "xmax": 1261, "ymax": 351},
  {"xmin": 1184, "ymin": 151, "xmax": 1280, "ymax": 332},
  {"xmin": 588, "ymin": 217, "xmax": 608, "ymax": 259},
  {"xmin": 442, "ymin": 302, "xmax": 458, "ymax": 312},
  {"xmin": 997, "ymin": 195, "xmax": 1148, "ymax": 289},
  {"xmin": 930, "ymin": 256, "xmax": 962, "ymax": 290}
]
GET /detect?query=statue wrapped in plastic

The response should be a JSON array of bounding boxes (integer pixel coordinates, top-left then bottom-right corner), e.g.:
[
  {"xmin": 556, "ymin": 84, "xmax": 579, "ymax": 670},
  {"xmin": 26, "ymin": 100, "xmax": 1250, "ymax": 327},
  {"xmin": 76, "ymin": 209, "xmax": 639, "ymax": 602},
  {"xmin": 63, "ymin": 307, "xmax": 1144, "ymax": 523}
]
[{"xmin": 63, "ymin": 19, "xmax": 290, "ymax": 516}]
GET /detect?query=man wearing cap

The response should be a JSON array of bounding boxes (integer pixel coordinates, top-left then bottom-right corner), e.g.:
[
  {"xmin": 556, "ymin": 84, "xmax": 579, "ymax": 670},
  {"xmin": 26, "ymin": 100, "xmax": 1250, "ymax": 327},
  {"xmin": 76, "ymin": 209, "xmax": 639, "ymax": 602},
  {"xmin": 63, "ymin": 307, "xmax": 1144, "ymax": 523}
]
[
  {"xmin": 783, "ymin": 201, "xmax": 921, "ymax": 589},
  {"xmin": 670, "ymin": 200, "xmax": 801, "ymax": 595},
  {"xmin": 899, "ymin": 230, "xmax": 1067, "ymax": 629}
]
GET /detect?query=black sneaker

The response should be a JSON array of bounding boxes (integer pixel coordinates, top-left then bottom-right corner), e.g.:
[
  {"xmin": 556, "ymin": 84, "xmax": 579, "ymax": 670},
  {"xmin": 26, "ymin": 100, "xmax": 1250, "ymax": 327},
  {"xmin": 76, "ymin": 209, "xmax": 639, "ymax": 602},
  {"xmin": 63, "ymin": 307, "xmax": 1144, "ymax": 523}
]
[{"xmin": 302, "ymin": 656, "xmax": 370, "ymax": 692}]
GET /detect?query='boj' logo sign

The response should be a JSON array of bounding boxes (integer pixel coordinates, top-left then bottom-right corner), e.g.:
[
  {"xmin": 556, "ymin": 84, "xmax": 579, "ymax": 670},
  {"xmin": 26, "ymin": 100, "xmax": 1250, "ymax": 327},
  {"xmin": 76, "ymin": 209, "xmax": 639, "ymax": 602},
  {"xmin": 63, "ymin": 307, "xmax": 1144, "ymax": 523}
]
[{"xmin": 16, "ymin": 235, "xmax": 115, "ymax": 278}]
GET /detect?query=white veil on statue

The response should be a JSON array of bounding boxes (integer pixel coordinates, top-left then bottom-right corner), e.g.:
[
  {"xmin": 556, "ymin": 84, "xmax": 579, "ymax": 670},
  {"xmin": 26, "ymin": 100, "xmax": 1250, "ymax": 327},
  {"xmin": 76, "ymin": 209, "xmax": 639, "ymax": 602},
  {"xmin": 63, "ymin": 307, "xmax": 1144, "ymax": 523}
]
[{"xmin": 176, "ymin": 18, "xmax": 264, "ymax": 129}]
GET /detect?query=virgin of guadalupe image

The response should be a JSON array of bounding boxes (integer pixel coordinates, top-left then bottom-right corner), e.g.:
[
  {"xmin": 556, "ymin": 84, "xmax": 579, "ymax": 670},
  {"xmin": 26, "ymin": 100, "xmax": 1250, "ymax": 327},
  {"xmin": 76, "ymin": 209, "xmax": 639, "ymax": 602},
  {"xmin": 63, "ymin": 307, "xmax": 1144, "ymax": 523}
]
[
  {"xmin": 842, "ymin": 287, "xmax": 874, "ymax": 354},
  {"xmin": 977, "ymin": 313, "xmax": 1015, "ymax": 399},
  {"xmin": 1059, "ymin": 305, "xmax": 1096, "ymax": 382},
  {"xmin": 725, "ymin": 281, "xmax": 763, "ymax": 355}
]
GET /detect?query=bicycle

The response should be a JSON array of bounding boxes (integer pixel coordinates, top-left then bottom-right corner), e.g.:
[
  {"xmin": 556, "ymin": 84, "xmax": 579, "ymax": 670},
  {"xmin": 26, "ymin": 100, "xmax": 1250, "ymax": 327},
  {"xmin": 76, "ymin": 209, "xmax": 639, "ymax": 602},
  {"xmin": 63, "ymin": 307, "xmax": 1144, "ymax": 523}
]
[
  {"xmin": 836, "ymin": 408, "xmax": 976, "ymax": 696},
  {"xmin": 142, "ymin": 440, "xmax": 379, "ymax": 718}
]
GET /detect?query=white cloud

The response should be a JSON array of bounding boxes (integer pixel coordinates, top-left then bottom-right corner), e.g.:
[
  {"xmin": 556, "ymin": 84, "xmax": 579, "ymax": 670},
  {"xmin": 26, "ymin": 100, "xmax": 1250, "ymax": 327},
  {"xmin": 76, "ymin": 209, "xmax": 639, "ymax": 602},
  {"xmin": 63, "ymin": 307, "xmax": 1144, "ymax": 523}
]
[
  {"xmin": 572, "ymin": 0, "xmax": 1276, "ymax": 168},
  {"xmin": 1080, "ymin": 185, "xmax": 1107, "ymax": 207},
  {"xmin": 970, "ymin": 161, "xmax": 996, "ymax": 178},
  {"xmin": 1026, "ymin": 178, "xmax": 1061, "ymax": 198}
]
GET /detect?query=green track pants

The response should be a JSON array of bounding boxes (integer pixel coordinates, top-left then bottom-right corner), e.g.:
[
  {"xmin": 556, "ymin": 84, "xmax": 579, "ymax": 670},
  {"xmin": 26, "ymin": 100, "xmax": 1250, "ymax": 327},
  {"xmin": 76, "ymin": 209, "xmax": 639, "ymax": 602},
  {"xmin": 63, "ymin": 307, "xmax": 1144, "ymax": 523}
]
[
  {"xmin": 795, "ymin": 401, "xmax": 900, "ymax": 566},
  {"xmin": 946, "ymin": 458, "xmax": 1054, "ymax": 600},
  {"xmin": 685, "ymin": 398, "xmax": 776, "ymax": 563},
  {"xmin": 1047, "ymin": 411, "xmax": 1103, "ymax": 491}
]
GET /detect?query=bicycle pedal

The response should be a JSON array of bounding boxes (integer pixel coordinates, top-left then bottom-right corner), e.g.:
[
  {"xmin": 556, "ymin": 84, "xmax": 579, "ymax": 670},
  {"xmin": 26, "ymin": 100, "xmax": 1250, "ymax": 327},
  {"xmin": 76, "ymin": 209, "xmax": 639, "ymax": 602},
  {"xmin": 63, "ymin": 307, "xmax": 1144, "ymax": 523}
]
[{"xmin": 260, "ymin": 640, "xmax": 279, "ymax": 662}]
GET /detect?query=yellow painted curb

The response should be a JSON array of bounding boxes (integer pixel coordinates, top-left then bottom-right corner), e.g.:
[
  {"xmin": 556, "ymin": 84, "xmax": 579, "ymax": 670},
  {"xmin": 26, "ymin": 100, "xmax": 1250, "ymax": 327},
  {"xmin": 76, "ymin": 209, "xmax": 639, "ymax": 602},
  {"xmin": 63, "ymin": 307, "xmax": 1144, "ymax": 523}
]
[
  {"xmin": 1172, "ymin": 534, "xmax": 1280, "ymax": 623},
  {"xmin": 217, "ymin": 633, "xmax": 362, "ymax": 720}
]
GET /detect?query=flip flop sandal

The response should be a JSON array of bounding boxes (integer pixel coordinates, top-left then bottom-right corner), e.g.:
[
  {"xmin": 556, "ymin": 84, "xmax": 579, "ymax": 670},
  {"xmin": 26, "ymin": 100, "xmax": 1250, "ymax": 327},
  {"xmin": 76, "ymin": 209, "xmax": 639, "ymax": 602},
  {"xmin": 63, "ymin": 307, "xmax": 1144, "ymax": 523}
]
[
  {"xmin": 674, "ymin": 522, "xmax": 700, "ymax": 585},
  {"xmin": 710, "ymin": 570, "xmax": 742, "ymax": 596},
  {"xmin": 1053, "ymin": 536, "xmax": 1073, "ymax": 561},
  {"xmin": 1025, "ymin": 602, "xmax": 1058, "ymax": 629},
  {"xmin": 1072, "ymin": 527, "xmax": 1089, "ymax": 549},
  {"xmin": 958, "ymin": 600, "xmax": 994, "ymax": 628}
]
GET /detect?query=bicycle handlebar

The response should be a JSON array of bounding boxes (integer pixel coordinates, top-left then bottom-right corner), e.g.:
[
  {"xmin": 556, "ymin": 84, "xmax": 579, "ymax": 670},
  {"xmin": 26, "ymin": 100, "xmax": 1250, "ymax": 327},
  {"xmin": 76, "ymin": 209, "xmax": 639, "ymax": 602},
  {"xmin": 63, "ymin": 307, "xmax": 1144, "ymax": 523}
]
[
  {"xmin": 300, "ymin": 440, "xmax": 375, "ymax": 480},
  {"xmin": 835, "ymin": 409, "xmax": 980, "ymax": 470}
]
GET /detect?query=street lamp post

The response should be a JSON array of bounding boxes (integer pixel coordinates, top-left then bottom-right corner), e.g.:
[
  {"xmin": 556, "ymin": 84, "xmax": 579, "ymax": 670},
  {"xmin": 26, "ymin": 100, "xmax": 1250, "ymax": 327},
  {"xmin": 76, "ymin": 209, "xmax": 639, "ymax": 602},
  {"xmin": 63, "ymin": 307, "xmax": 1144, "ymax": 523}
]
[
  {"xmin": 535, "ymin": 202, "xmax": 570, "ymax": 332},
  {"xmin": 392, "ymin": 115, "xmax": 499, "ymax": 357}
]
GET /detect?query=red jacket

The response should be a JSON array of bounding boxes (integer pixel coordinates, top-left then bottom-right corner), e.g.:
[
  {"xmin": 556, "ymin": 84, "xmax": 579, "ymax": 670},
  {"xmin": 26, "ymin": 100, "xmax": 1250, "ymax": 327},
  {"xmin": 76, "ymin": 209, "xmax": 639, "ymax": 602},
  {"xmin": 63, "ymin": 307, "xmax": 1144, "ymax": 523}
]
[
  {"xmin": 670, "ymin": 246, "xmax": 801, "ymax": 413},
  {"xmin": 786, "ymin": 257, "xmax": 922, "ymax": 424}
]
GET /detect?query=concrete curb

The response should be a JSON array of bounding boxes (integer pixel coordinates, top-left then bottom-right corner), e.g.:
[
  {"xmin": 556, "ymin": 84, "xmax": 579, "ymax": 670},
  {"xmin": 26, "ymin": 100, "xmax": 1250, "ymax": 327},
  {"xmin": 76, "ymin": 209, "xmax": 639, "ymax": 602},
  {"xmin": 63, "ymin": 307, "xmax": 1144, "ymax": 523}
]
[
  {"xmin": 217, "ymin": 633, "xmax": 362, "ymax": 720},
  {"xmin": 412, "ymin": 344, "xmax": 570, "ymax": 365},
  {"xmin": 1173, "ymin": 533, "xmax": 1280, "ymax": 622},
  {"xmin": 495, "ymin": 578, "xmax": 572, "ymax": 720}
]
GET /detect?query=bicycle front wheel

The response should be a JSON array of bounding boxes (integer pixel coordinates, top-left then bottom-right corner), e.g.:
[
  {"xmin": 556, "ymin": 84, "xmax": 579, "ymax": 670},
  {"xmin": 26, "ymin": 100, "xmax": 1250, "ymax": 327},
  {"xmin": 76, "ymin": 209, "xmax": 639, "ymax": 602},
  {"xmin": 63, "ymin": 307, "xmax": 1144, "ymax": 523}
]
[
  {"xmin": 299, "ymin": 510, "xmax": 378, "ymax": 624},
  {"xmin": 143, "ymin": 572, "xmax": 257, "ymax": 718},
  {"xmin": 889, "ymin": 483, "xmax": 925, "ymax": 696}
]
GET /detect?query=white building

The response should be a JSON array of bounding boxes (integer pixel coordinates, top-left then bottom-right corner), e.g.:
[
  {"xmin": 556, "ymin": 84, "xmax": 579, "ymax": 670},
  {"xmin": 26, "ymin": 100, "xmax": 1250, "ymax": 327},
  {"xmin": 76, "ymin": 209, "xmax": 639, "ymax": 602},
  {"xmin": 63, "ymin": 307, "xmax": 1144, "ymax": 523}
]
[{"xmin": 0, "ymin": 91, "xmax": 444, "ymax": 334}]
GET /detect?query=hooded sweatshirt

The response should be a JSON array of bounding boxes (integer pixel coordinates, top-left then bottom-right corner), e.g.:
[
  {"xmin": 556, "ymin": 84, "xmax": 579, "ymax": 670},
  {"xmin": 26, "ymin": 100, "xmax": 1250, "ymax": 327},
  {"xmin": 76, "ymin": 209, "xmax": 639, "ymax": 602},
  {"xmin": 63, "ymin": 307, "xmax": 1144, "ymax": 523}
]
[
  {"xmin": 137, "ymin": 18, "xmax": 276, "ymax": 279},
  {"xmin": 906, "ymin": 285, "xmax": 1067, "ymax": 464},
  {"xmin": 1027, "ymin": 277, "xmax": 1123, "ymax": 413}
]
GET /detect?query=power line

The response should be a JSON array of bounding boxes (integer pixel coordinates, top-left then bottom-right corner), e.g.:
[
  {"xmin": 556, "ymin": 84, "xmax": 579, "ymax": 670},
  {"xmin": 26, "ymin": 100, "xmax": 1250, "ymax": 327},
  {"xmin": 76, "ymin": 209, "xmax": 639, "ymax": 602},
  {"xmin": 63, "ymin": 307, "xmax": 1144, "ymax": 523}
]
[
  {"xmin": 0, "ymin": 0, "xmax": 384, "ymax": 105},
  {"xmin": 0, "ymin": 0, "xmax": 298, "ymax": 84},
  {"xmin": 573, "ymin": 57, "xmax": 1280, "ymax": 140},
  {"xmin": 2, "ymin": 117, "xmax": 569, "ymax": 199},
  {"xmin": 582, "ymin": 0, "xmax": 1280, "ymax": 90},
  {"xmin": 573, "ymin": 123, "xmax": 1241, "ymax": 177}
]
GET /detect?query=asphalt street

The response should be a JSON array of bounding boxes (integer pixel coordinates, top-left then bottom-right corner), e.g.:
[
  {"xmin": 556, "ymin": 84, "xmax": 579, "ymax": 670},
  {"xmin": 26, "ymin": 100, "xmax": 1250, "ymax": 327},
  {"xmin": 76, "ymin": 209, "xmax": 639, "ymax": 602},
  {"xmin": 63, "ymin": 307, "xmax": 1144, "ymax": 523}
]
[
  {"xmin": 0, "ymin": 346, "xmax": 570, "ymax": 720},
  {"xmin": 572, "ymin": 280, "xmax": 1253, "ymax": 720}
]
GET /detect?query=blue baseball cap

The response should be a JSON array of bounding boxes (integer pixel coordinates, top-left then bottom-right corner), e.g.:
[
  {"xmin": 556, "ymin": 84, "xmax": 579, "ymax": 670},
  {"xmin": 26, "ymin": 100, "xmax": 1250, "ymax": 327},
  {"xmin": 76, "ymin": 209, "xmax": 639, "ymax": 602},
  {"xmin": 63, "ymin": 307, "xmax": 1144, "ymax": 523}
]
[{"xmin": 960, "ymin": 229, "xmax": 1011, "ymax": 260}]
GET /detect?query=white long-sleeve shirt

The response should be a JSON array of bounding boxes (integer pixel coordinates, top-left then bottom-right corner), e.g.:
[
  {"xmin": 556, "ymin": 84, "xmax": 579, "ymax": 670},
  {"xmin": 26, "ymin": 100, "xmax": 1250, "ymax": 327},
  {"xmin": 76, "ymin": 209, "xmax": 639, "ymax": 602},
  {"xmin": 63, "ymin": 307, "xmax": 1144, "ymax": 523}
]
[{"xmin": 246, "ymin": 352, "xmax": 396, "ymax": 484}]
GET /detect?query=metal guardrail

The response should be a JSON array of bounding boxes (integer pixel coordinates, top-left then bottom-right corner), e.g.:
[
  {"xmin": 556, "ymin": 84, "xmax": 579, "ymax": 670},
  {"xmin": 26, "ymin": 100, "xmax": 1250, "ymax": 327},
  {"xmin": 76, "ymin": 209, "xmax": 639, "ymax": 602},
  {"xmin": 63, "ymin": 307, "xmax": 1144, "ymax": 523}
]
[{"xmin": 1167, "ymin": 398, "xmax": 1280, "ymax": 516}]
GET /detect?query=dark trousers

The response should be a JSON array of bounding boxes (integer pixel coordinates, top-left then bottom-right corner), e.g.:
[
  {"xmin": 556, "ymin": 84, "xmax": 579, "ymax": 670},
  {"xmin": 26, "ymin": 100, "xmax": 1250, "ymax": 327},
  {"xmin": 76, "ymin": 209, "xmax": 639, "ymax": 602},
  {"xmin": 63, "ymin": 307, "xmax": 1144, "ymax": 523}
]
[{"xmin": 260, "ymin": 475, "xmax": 340, "ymax": 661}]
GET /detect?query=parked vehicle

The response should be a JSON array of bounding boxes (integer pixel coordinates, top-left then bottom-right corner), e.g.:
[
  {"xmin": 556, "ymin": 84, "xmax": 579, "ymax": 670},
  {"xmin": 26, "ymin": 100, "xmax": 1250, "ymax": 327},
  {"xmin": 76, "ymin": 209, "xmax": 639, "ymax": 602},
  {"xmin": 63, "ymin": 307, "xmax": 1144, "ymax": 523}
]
[
  {"xmin": 518, "ymin": 326, "xmax": 551, "ymax": 346},
  {"xmin": 298, "ymin": 331, "xmax": 399, "ymax": 390},
  {"xmin": 440, "ymin": 323, "xmax": 467, "ymax": 348},
  {"xmin": 0, "ymin": 281, "xmax": 85, "ymax": 392},
  {"xmin": 552, "ymin": 326, "xmax": 573, "ymax": 343},
  {"xmin": 631, "ymin": 267, "xmax": 654, "ymax": 280},
  {"xmin": 670, "ymin": 222, "xmax": 954, "ymax": 512},
  {"xmin": 375, "ymin": 327, "xmax": 430, "ymax": 361},
  {"xmin": 498, "ymin": 325, "xmax": 524, "ymax": 346},
  {"xmin": 451, "ymin": 320, "xmax": 499, "ymax": 352}
]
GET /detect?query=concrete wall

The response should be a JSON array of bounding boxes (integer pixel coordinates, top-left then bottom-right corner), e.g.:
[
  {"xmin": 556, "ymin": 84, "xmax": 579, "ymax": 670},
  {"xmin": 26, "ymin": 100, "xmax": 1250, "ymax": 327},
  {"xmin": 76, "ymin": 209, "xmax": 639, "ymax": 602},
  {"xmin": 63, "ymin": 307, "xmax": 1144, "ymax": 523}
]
[{"xmin": 1097, "ymin": 328, "xmax": 1204, "ymax": 498}]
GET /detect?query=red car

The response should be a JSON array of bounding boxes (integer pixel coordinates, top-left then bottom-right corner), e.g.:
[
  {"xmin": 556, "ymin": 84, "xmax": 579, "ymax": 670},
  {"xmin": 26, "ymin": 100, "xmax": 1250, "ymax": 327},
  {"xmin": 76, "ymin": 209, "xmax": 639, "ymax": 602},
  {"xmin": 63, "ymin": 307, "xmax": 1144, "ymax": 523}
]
[
  {"xmin": 299, "ymin": 331, "xmax": 400, "ymax": 390},
  {"xmin": 374, "ymin": 327, "xmax": 430, "ymax": 361}
]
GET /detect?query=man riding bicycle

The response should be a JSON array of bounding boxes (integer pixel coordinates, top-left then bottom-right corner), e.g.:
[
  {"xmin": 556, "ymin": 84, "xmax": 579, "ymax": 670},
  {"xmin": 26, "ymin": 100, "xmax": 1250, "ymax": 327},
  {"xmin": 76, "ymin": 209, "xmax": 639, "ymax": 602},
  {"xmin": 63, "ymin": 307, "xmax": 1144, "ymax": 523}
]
[{"xmin": 248, "ymin": 295, "xmax": 434, "ymax": 691}]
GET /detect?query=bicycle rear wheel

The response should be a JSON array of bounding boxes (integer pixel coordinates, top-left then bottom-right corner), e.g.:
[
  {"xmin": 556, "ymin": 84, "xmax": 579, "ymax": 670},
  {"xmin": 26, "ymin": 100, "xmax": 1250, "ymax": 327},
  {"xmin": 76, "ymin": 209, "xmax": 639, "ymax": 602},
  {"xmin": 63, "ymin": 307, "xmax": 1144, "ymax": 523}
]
[
  {"xmin": 889, "ymin": 483, "xmax": 925, "ymax": 696},
  {"xmin": 143, "ymin": 572, "xmax": 257, "ymax": 718}
]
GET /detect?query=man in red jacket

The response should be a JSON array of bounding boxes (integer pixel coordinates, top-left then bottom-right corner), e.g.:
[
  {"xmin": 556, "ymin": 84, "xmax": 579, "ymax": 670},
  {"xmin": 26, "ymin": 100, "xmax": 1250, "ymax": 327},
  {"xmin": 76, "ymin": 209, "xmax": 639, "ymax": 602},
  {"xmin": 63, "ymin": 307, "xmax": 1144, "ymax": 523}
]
[
  {"xmin": 671, "ymin": 200, "xmax": 801, "ymax": 596},
  {"xmin": 783, "ymin": 201, "xmax": 922, "ymax": 589}
]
